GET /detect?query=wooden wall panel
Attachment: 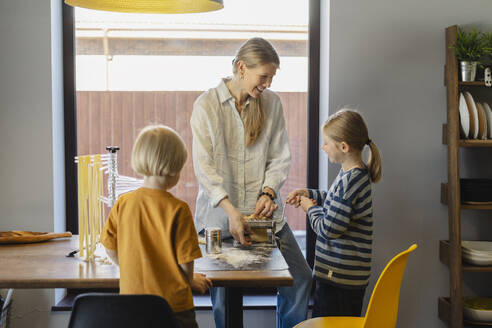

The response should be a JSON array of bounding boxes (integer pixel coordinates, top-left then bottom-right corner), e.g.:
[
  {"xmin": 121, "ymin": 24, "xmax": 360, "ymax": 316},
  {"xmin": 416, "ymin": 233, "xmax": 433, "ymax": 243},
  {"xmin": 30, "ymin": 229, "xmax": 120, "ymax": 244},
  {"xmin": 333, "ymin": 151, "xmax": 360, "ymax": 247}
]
[
  {"xmin": 76, "ymin": 92, "xmax": 90, "ymax": 155},
  {"xmin": 120, "ymin": 92, "xmax": 134, "ymax": 177},
  {"xmin": 88, "ymin": 92, "xmax": 102, "ymax": 155},
  {"xmin": 77, "ymin": 91, "xmax": 307, "ymax": 230}
]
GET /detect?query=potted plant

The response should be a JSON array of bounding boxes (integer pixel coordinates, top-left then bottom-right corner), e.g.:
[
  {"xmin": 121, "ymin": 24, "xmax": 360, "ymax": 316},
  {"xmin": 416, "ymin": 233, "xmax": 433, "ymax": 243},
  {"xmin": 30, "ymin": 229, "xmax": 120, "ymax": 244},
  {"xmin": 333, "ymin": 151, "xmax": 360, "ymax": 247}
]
[
  {"xmin": 481, "ymin": 31, "xmax": 492, "ymax": 66},
  {"xmin": 452, "ymin": 28, "xmax": 492, "ymax": 81}
]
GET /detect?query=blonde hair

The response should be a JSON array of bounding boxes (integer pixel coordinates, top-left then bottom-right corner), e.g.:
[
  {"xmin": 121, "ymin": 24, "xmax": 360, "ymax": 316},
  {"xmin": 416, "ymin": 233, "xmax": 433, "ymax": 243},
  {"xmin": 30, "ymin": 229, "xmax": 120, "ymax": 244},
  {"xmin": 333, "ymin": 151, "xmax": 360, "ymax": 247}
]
[
  {"xmin": 232, "ymin": 37, "xmax": 280, "ymax": 146},
  {"xmin": 323, "ymin": 109, "xmax": 382, "ymax": 183},
  {"xmin": 131, "ymin": 125, "xmax": 188, "ymax": 180}
]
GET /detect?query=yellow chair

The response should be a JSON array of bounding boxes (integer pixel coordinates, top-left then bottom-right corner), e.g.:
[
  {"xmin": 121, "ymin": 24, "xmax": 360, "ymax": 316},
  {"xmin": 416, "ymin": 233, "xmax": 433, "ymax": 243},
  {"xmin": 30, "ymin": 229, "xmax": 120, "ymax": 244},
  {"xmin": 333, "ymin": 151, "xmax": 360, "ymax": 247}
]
[{"xmin": 294, "ymin": 244, "xmax": 418, "ymax": 328}]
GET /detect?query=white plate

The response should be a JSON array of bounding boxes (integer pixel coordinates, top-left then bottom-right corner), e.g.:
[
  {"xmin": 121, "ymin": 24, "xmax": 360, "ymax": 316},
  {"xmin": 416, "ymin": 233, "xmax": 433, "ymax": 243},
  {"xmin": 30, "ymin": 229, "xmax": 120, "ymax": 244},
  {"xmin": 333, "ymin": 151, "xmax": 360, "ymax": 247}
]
[
  {"xmin": 483, "ymin": 102, "xmax": 492, "ymax": 139},
  {"xmin": 459, "ymin": 93, "xmax": 470, "ymax": 138},
  {"xmin": 462, "ymin": 255, "xmax": 492, "ymax": 266},
  {"xmin": 462, "ymin": 241, "xmax": 492, "ymax": 252},
  {"xmin": 463, "ymin": 251, "xmax": 492, "ymax": 258},
  {"xmin": 464, "ymin": 92, "xmax": 479, "ymax": 139}
]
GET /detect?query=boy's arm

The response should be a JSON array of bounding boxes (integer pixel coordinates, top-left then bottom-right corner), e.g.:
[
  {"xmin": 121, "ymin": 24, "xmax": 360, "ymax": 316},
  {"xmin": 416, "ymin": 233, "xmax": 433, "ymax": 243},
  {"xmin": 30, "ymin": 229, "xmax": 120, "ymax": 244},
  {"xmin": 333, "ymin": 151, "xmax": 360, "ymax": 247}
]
[
  {"xmin": 174, "ymin": 203, "xmax": 211, "ymax": 292},
  {"xmin": 179, "ymin": 261, "xmax": 194, "ymax": 283},
  {"xmin": 104, "ymin": 248, "xmax": 119, "ymax": 266},
  {"xmin": 179, "ymin": 261, "xmax": 212, "ymax": 294}
]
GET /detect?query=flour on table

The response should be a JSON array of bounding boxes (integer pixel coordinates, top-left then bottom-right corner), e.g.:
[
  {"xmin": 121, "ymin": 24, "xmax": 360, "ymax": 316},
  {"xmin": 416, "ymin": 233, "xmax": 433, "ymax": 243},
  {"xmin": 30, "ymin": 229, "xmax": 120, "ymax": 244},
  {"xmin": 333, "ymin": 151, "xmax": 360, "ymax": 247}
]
[{"xmin": 206, "ymin": 247, "xmax": 271, "ymax": 269}]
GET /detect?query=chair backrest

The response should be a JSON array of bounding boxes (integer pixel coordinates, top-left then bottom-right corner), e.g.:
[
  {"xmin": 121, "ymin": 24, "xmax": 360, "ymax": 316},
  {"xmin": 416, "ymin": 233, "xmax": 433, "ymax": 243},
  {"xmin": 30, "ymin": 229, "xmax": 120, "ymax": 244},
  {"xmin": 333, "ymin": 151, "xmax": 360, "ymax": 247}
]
[
  {"xmin": 68, "ymin": 293, "xmax": 179, "ymax": 328},
  {"xmin": 363, "ymin": 244, "xmax": 417, "ymax": 328}
]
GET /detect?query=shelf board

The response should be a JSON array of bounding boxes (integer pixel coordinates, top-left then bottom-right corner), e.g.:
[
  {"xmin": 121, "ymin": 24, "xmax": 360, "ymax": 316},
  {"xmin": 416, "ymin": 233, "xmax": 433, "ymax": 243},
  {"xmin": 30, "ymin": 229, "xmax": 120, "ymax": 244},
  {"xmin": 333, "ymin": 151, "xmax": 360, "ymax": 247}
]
[
  {"xmin": 461, "ymin": 203, "xmax": 492, "ymax": 210},
  {"xmin": 459, "ymin": 81, "xmax": 488, "ymax": 87},
  {"xmin": 442, "ymin": 124, "xmax": 492, "ymax": 147},
  {"xmin": 440, "ymin": 240, "xmax": 492, "ymax": 272},
  {"xmin": 439, "ymin": 297, "xmax": 492, "ymax": 326},
  {"xmin": 459, "ymin": 140, "xmax": 492, "ymax": 148},
  {"xmin": 441, "ymin": 183, "xmax": 492, "ymax": 210}
]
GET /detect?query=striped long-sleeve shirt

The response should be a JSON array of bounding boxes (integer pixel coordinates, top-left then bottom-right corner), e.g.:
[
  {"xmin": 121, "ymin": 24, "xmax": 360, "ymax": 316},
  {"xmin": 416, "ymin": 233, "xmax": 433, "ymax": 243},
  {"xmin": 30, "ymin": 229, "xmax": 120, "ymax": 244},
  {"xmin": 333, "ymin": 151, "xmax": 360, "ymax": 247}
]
[{"xmin": 307, "ymin": 167, "xmax": 373, "ymax": 289}]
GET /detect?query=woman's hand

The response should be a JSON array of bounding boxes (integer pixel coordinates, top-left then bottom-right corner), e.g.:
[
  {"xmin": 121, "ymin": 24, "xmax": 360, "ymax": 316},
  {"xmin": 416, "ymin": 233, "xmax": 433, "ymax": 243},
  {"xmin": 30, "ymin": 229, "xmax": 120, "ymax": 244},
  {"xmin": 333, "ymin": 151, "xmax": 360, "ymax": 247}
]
[
  {"xmin": 228, "ymin": 210, "xmax": 252, "ymax": 246},
  {"xmin": 255, "ymin": 195, "xmax": 278, "ymax": 218},
  {"xmin": 218, "ymin": 197, "xmax": 252, "ymax": 246},
  {"xmin": 286, "ymin": 189, "xmax": 309, "ymax": 207},
  {"xmin": 299, "ymin": 196, "xmax": 317, "ymax": 213},
  {"xmin": 191, "ymin": 273, "xmax": 212, "ymax": 294}
]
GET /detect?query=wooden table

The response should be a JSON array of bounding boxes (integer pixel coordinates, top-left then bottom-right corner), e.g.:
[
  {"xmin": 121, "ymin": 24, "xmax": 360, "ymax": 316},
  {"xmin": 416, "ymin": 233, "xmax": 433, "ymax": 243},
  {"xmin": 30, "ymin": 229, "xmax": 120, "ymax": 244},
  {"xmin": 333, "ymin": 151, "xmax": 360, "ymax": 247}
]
[{"xmin": 0, "ymin": 236, "xmax": 293, "ymax": 327}]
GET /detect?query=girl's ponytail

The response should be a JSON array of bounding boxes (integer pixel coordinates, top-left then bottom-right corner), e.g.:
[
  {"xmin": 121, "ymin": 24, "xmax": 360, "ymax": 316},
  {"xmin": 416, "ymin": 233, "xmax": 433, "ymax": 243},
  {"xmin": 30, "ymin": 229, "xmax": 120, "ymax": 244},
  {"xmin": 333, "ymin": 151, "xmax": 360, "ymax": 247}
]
[{"xmin": 367, "ymin": 140, "xmax": 382, "ymax": 183}]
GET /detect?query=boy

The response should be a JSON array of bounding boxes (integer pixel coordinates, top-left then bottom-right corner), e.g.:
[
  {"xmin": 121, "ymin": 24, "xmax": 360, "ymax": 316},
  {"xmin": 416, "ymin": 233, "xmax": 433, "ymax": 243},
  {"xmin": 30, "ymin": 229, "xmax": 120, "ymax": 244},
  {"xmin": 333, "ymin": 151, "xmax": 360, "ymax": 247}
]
[{"xmin": 101, "ymin": 125, "xmax": 212, "ymax": 328}]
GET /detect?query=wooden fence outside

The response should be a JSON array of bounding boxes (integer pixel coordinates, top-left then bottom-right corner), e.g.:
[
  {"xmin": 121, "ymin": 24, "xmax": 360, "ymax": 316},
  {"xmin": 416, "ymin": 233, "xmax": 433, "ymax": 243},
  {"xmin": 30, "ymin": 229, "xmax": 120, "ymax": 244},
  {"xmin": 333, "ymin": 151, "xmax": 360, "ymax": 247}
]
[{"xmin": 77, "ymin": 91, "xmax": 307, "ymax": 230}]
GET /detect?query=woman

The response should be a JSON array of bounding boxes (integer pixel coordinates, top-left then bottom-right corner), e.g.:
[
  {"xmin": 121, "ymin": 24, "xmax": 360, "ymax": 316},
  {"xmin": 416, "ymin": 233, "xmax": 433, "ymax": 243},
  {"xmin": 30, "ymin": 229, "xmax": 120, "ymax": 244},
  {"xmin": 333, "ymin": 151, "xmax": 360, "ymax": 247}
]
[{"xmin": 190, "ymin": 38, "xmax": 312, "ymax": 328}]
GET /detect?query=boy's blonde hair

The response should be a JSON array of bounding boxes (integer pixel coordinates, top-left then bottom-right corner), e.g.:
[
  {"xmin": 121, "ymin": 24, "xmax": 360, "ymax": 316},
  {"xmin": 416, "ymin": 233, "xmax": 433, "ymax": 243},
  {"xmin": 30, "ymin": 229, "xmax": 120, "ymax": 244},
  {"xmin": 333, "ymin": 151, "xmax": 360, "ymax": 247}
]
[
  {"xmin": 131, "ymin": 125, "xmax": 188, "ymax": 179},
  {"xmin": 323, "ymin": 109, "xmax": 382, "ymax": 183},
  {"xmin": 232, "ymin": 37, "xmax": 280, "ymax": 147}
]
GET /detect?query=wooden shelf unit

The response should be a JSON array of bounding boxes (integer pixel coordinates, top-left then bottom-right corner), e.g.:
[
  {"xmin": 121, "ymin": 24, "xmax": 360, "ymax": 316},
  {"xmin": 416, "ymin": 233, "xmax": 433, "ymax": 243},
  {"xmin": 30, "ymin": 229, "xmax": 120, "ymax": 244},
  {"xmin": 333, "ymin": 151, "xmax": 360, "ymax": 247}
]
[{"xmin": 440, "ymin": 25, "xmax": 492, "ymax": 328}]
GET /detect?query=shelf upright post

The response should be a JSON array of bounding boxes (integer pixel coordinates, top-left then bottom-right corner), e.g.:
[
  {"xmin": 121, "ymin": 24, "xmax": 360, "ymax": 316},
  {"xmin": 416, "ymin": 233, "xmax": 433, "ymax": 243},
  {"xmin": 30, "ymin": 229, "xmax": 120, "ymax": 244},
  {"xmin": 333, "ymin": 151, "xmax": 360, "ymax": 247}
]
[{"xmin": 445, "ymin": 25, "xmax": 463, "ymax": 328}]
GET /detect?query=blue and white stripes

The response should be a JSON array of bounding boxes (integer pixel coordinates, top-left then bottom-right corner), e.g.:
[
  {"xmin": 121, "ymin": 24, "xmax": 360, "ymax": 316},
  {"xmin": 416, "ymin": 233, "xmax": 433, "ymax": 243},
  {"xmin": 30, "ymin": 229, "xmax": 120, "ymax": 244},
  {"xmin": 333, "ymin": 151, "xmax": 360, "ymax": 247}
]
[{"xmin": 308, "ymin": 168, "xmax": 373, "ymax": 289}]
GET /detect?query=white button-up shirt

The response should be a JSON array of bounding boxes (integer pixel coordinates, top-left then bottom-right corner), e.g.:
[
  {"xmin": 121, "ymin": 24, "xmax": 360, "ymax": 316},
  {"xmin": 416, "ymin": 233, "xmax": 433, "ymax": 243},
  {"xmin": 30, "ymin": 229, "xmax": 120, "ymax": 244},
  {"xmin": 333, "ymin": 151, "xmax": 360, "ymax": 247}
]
[{"xmin": 191, "ymin": 78, "xmax": 291, "ymax": 237}]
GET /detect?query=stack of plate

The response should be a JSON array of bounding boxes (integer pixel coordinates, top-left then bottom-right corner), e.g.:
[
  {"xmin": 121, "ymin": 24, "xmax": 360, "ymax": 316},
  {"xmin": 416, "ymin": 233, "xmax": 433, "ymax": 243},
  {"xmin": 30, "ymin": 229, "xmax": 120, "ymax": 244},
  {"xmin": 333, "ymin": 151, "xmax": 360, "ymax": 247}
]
[
  {"xmin": 464, "ymin": 297, "xmax": 492, "ymax": 323},
  {"xmin": 459, "ymin": 92, "xmax": 492, "ymax": 139},
  {"xmin": 462, "ymin": 241, "xmax": 492, "ymax": 266}
]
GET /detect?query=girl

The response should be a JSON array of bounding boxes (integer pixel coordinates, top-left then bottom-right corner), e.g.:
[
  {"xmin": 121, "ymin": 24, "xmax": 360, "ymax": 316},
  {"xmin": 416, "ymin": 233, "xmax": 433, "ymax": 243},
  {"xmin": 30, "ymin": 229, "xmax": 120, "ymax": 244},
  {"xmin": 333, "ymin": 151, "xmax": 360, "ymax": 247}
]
[{"xmin": 287, "ymin": 108, "xmax": 382, "ymax": 318}]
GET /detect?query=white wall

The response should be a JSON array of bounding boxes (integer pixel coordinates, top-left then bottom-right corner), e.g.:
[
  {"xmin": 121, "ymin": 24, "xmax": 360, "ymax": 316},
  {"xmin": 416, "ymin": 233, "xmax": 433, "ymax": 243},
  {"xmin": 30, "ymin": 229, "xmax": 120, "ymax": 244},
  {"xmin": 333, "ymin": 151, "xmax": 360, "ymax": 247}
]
[
  {"xmin": 0, "ymin": 0, "xmax": 59, "ymax": 327},
  {"xmin": 328, "ymin": 1, "xmax": 492, "ymax": 327}
]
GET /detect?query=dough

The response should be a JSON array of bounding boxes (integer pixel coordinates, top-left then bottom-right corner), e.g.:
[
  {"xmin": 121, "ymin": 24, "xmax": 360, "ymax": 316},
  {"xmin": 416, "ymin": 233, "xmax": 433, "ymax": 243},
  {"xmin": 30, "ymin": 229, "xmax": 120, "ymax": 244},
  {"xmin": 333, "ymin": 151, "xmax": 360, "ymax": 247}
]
[{"xmin": 249, "ymin": 228, "xmax": 269, "ymax": 242}]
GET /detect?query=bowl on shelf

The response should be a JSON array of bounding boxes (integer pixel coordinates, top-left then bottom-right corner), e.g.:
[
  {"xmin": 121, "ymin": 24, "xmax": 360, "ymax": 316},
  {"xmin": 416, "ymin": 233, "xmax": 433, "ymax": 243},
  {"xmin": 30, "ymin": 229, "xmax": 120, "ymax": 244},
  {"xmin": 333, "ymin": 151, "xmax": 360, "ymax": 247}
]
[{"xmin": 464, "ymin": 297, "xmax": 492, "ymax": 323}]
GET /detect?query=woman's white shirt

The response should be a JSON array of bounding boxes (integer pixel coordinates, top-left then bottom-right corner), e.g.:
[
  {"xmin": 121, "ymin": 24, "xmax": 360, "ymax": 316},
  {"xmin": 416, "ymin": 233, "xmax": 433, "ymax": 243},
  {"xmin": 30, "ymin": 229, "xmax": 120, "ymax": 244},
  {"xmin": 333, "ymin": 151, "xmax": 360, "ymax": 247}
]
[{"xmin": 191, "ymin": 78, "xmax": 291, "ymax": 237}]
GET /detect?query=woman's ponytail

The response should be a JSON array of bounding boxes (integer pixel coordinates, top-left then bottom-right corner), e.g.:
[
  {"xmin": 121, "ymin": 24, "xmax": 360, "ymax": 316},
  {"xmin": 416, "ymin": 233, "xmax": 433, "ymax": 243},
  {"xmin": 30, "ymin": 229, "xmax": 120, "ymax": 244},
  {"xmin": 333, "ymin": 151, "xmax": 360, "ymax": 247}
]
[{"xmin": 232, "ymin": 38, "xmax": 279, "ymax": 146}]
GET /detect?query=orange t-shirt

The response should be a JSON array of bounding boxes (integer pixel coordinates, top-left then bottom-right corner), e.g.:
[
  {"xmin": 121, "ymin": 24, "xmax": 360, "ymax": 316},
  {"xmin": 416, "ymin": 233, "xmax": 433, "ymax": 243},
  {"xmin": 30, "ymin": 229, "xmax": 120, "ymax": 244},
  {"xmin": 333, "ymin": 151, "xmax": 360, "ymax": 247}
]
[{"xmin": 100, "ymin": 187, "xmax": 202, "ymax": 312}]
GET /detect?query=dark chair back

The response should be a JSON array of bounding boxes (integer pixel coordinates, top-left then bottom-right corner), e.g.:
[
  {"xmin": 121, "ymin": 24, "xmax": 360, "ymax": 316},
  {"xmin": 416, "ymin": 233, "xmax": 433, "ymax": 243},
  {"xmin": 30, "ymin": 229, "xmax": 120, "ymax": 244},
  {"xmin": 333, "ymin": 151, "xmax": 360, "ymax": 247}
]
[{"xmin": 68, "ymin": 293, "xmax": 179, "ymax": 328}]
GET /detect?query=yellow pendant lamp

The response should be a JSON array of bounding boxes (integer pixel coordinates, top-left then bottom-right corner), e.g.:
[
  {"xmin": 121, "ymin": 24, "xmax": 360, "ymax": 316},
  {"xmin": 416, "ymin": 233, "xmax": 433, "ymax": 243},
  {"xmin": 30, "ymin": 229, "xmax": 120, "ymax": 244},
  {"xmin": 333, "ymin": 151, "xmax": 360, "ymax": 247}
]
[{"xmin": 64, "ymin": 0, "xmax": 224, "ymax": 14}]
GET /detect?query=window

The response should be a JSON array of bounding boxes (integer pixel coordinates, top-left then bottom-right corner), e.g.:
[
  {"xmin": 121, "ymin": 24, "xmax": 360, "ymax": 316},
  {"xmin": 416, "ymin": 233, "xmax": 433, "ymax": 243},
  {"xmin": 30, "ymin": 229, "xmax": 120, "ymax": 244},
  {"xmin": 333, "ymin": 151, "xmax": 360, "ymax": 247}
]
[{"xmin": 64, "ymin": 1, "xmax": 319, "ymax": 256}]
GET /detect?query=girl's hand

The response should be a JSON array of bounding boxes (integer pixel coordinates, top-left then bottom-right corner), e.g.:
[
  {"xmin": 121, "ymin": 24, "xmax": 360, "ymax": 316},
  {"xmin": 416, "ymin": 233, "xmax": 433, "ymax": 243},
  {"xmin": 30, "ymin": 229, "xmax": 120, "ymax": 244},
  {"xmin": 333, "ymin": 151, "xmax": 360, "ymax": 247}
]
[
  {"xmin": 300, "ymin": 196, "xmax": 317, "ymax": 213},
  {"xmin": 286, "ymin": 189, "xmax": 309, "ymax": 207},
  {"xmin": 255, "ymin": 195, "xmax": 278, "ymax": 218},
  {"xmin": 191, "ymin": 273, "xmax": 212, "ymax": 294}
]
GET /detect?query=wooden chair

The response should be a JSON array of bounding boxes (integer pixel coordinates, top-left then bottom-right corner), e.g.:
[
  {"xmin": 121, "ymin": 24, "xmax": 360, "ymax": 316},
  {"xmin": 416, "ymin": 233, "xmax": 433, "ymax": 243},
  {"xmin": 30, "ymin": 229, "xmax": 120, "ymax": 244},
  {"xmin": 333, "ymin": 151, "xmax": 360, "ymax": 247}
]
[
  {"xmin": 68, "ymin": 293, "xmax": 179, "ymax": 328},
  {"xmin": 295, "ymin": 244, "xmax": 418, "ymax": 328}
]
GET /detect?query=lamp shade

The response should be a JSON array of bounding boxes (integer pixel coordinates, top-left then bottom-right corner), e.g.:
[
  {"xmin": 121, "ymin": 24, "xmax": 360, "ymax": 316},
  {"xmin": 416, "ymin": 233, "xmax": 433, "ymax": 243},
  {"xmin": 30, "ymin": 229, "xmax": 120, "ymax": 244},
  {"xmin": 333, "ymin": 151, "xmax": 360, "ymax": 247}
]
[{"xmin": 64, "ymin": 0, "xmax": 224, "ymax": 14}]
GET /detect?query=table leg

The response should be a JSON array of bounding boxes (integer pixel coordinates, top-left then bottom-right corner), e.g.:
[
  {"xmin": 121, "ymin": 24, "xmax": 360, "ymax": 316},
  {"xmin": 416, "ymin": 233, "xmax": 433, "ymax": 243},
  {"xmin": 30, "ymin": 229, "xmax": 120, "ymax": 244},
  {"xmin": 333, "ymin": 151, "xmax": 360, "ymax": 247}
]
[{"xmin": 224, "ymin": 287, "xmax": 243, "ymax": 328}]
